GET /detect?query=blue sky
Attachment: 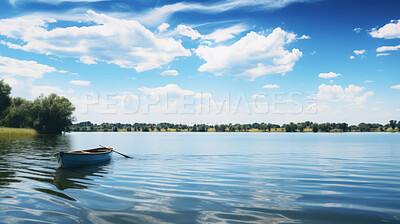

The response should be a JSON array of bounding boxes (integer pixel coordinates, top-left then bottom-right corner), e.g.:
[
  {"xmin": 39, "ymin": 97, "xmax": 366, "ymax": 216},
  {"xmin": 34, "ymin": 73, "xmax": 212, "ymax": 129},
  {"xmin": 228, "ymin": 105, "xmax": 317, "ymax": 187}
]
[{"xmin": 0, "ymin": 0, "xmax": 399, "ymax": 124}]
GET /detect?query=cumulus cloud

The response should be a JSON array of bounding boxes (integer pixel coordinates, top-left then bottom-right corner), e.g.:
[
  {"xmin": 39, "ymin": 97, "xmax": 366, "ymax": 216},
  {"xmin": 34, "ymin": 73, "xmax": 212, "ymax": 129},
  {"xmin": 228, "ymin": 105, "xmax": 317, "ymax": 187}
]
[
  {"xmin": 31, "ymin": 85, "xmax": 65, "ymax": 97},
  {"xmin": 376, "ymin": 44, "xmax": 400, "ymax": 52},
  {"xmin": 349, "ymin": 56, "xmax": 355, "ymax": 59},
  {"xmin": 316, "ymin": 84, "xmax": 374, "ymax": 106},
  {"xmin": 354, "ymin": 49, "xmax": 366, "ymax": 55},
  {"xmin": 70, "ymin": 80, "xmax": 90, "ymax": 86},
  {"xmin": 0, "ymin": 10, "xmax": 191, "ymax": 72},
  {"xmin": 353, "ymin": 27, "xmax": 362, "ymax": 33},
  {"xmin": 195, "ymin": 27, "xmax": 302, "ymax": 80},
  {"xmin": 0, "ymin": 56, "xmax": 57, "ymax": 79},
  {"xmin": 318, "ymin": 72, "xmax": 341, "ymax": 79},
  {"xmin": 263, "ymin": 84, "xmax": 279, "ymax": 88},
  {"xmin": 298, "ymin": 35, "xmax": 311, "ymax": 39},
  {"xmin": 139, "ymin": 84, "xmax": 211, "ymax": 99},
  {"xmin": 202, "ymin": 24, "xmax": 247, "ymax": 43},
  {"xmin": 391, "ymin": 84, "xmax": 400, "ymax": 90},
  {"xmin": 158, "ymin": 23, "xmax": 170, "ymax": 32},
  {"xmin": 251, "ymin": 94, "xmax": 266, "ymax": 99},
  {"xmin": 176, "ymin": 24, "xmax": 202, "ymax": 40},
  {"xmin": 160, "ymin": 70, "xmax": 179, "ymax": 76},
  {"xmin": 370, "ymin": 19, "xmax": 400, "ymax": 39},
  {"xmin": 0, "ymin": 55, "xmax": 66, "ymax": 98}
]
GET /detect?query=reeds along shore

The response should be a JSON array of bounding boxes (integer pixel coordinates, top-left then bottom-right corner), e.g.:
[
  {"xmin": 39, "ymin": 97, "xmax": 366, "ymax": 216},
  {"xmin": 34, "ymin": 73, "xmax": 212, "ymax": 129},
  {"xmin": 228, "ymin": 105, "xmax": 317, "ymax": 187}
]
[{"xmin": 0, "ymin": 127, "xmax": 38, "ymax": 138}]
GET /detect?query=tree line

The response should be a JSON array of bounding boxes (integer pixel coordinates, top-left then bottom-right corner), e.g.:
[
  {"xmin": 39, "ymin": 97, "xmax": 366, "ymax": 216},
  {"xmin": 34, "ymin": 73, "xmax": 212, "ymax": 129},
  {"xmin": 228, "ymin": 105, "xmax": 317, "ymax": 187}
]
[
  {"xmin": 70, "ymin": 120, "xmax": 400, "ymax": 133},
  {"xmin": 0, "ymin": 80, "xmax": 75, "ymax": 134}
]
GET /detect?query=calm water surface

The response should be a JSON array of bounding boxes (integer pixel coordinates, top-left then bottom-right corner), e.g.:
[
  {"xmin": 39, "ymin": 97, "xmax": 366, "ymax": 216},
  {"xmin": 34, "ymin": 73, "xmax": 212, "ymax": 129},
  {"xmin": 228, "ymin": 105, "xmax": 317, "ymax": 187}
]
[{"xmin": 0, "ymin": 132, "xmax": 400, "ymax": 223}]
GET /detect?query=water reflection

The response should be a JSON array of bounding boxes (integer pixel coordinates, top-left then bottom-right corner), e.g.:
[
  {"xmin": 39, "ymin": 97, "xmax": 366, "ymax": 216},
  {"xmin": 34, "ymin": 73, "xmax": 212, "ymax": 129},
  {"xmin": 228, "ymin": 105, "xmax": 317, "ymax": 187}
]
[
  {"xmin": 53, "ymin": 161, "xmax": 111, "ymax": 191},
  {"xmin": 1, "ymin": 133, "xmax": 400, "ymax": 224}
]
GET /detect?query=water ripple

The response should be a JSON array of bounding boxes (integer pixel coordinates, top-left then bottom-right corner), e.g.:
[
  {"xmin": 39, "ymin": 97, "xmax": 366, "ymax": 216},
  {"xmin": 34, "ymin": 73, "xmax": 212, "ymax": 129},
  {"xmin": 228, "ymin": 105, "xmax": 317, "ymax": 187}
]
[{"xmin": 1, "ymin": 133, "xmax": 400, "ymax": 223}]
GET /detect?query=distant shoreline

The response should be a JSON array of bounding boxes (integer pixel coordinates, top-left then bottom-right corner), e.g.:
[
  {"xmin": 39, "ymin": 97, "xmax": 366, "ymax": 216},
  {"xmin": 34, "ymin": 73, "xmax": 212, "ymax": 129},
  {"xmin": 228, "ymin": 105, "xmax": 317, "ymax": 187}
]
[
  {"xmin": 69, "ymin": 121, "xmax": 400, "ymax": 133},
  {"xmin": 67, "ymin": 128, "xmax": 399, "ymax": 133}
]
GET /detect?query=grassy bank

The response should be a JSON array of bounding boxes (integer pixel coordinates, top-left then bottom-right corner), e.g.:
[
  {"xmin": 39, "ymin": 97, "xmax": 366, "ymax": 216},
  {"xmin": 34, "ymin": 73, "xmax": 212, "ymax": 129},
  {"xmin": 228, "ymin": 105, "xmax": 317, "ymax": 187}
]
[{"xmin": 0, "ymin": 127, "xmax": 38, "ymax": 138}]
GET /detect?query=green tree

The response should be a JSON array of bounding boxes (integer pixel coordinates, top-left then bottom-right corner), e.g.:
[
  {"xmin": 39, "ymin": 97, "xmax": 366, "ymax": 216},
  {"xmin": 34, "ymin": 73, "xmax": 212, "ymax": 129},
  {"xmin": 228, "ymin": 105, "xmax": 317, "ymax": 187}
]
[
  {"xmin": 389, "ymin": 120, "xmax": 397, "ymax": 130},
  {"xmin": 298, "ymin": 123, "xmax": 305, "ymax": 132},
  {"xmin": 312, "ymin": 123, "xmax": 318, "ymax": 132},
  {"xmin": 358, "ymin": 123, "xmax": 370, "ymax": 132},
  {"xmin": 267, "ymin": 123, "xmax": 273, "ymax": 132},
  {"xmin": 0, "ymin": 80, "xmax": 11, "ymax": 118},
  {"xmin": 2, "ymin": 97, "xmax": 34, "ymax": 128},
  {"xmin": 31, "ymin": 94, "xmax": 75, "ymax": 134},
  {"xmin": 127, "ymin": 127, "xmax": 132, "ymax": 131}
]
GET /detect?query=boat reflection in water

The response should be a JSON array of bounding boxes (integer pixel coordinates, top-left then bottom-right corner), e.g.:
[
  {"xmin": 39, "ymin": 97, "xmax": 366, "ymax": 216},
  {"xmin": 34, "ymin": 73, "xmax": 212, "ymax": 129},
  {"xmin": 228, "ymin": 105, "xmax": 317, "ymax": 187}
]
[{"xmin": 52, "ymin": 160, "xmax": 111, "ymax": 191}]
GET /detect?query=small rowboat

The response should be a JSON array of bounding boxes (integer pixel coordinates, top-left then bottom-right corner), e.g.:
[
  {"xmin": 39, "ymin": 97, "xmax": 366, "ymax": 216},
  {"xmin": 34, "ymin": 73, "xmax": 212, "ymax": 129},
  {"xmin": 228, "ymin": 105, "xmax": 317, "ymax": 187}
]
[{"xmin": 54, "ymin": 147, "xmax": 113, "ymax": 168}]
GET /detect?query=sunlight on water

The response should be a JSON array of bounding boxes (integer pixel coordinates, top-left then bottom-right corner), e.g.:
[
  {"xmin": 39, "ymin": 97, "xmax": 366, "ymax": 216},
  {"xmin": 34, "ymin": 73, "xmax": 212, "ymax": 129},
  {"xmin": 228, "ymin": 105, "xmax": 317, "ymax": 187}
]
[{"xmin": 1, "ymin": 133, "xmax": 400, "ymax": 223}]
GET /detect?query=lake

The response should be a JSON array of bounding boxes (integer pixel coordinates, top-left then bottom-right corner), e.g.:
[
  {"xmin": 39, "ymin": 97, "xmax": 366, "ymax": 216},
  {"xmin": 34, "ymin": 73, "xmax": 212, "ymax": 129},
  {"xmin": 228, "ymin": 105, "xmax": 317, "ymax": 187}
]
[{"xmin": 0, "ymin": 132, "xmax": 400, "ymax": 223}]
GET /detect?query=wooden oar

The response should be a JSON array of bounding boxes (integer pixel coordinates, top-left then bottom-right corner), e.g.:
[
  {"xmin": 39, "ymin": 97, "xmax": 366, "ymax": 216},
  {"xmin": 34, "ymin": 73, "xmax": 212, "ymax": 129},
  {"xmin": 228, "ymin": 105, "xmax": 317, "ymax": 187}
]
[{"xmin": 99, "ymin": 145, "xmax": 133, "ymax": 159}]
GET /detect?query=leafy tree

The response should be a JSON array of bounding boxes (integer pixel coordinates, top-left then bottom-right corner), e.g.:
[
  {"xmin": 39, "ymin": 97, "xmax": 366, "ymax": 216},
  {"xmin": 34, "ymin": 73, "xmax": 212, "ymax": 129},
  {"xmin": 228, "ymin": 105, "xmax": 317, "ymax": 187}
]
[
  {"xmin": 389, "ymin": 120, "xmax": 397, "ymax": 130},
  {"xmin": 312, "ymin": 123, "xmax": 318, "ymax": 132},
  {"xmin": 338, "ymin": 123, "xmax": 348, "ymax": 132},
  {"xmin": 0, "ymin": 80, "xmax": 11, "ymax": 117},
  {"xmin": 2, "ymin": 97, "xmax": 34, "ymax": 128},
  {"xmin": 298, "ymin": 123, "xmax": 305, "ymax": 132},
  {"xmin": 113, "ymin": 127, "xmax": 118, "ymax": 132},
  {"xmin": 358, "ymin": 123, "xmax": 370, "ymax": 132},
  {"xmin": 127, "ymin": 127, "xmax": 132, "ymax": 131},
  {"xmin": 283, "ymin": 122, "xmax": 297, "ymax": 132},
  {"xmin": 267, "ymin": 123, "xmax": 273, "ymax": 132},
  {"xmin": 318, "ymin": 123, "xmax": 331, "ymax": 132},
  {"xmin": 31, "ymin": 94, "xmax": 75, "ymax": 134}
]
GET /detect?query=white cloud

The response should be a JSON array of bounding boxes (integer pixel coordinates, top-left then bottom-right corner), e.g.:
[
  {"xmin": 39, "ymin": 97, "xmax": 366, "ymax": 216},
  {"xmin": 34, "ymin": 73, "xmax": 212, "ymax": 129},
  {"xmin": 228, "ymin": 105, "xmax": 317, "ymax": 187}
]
[
  {"xmin": 0, "ymin": 10, "xmax": 191, "ymax": 72},
  {"xmin": 370, "ymin": 20, "xmax": 400, "ymax": 39},
  {"xmin": 176, "ymin": 24, "xmax": 202, "ymax": 40},
  {"xmin": 0, "ymin": 56, "xmax": 57, "ymax": 79},
  {"xmin": 10, "ymin": 0, "xmax": 106, "ymax": 5},
  {"xmin": 158, "ymin": 23, "xmax": 170, "ymax": 32},
  {"xmin": 136, "ymin": 0, "xmax": 315, "ymax": 26},
  {"xmin": 70, "ymin": 80, "xmax": 90, "ymax": 86},
  {"xmin": 31, "ymin": 85, "xmax": 64, "ymax": 97},
  {"xmin": 251, "ymin": 94, "xmax": 266, "ymax": 99},
  {"xmin": 391, "ymin": 84, "xmax": 400, "ymax": 90},
  {"xmin": 353, "ymin": 27, "xmax": 362, "ymax": 33},
  {"xmin": 377, "ymin": 53, "xmax": 389, "ymax": 57},
  {"xmin": 318, "ymin": 72, "xmax": 341, "ymax": 79},
  {"xmin": 160, "ymin": 70, "xmax": 179, "ymax": 76},
  {"xmin": 0, "ymin": 55, "xmax": 67, "ymax": 98},
  {"xmin": 139, "ymin": 84, "xmax": 211, "ymax": 99},
  {"xmin": 298, "ymin": 35, "xmax": 311, "ymax": 39},
  {"xmin": 354, "ymin": 49, "xmax": 366, "ymax": 55},
  {"xmin": 79, "ymin": 56, "xmax": 97, "ymax": 65},
  {"xmin": 196, "ymin": 28, "xmax": 302, "ymax": 80},
  {"xmin": 376, "ymin": 44, "xmax": 400, "ymax": 52},
  {"xmin": 202, "ymin": 24, "xmax": 247, "ymax": 43},
  {"xmin": 316, "ymin": 84, "xmax": 374, "ymax": 106},
  {"xmin": 263, "ymin": 84, "xmax": 279, "ymax": 89},
  {"xmin": 349, "ymin": 56, "xmax": 355, "ymax": 59},
  {"xmin": 364, "ymin": 80, "xmax": 374, "ymax": 83}
]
